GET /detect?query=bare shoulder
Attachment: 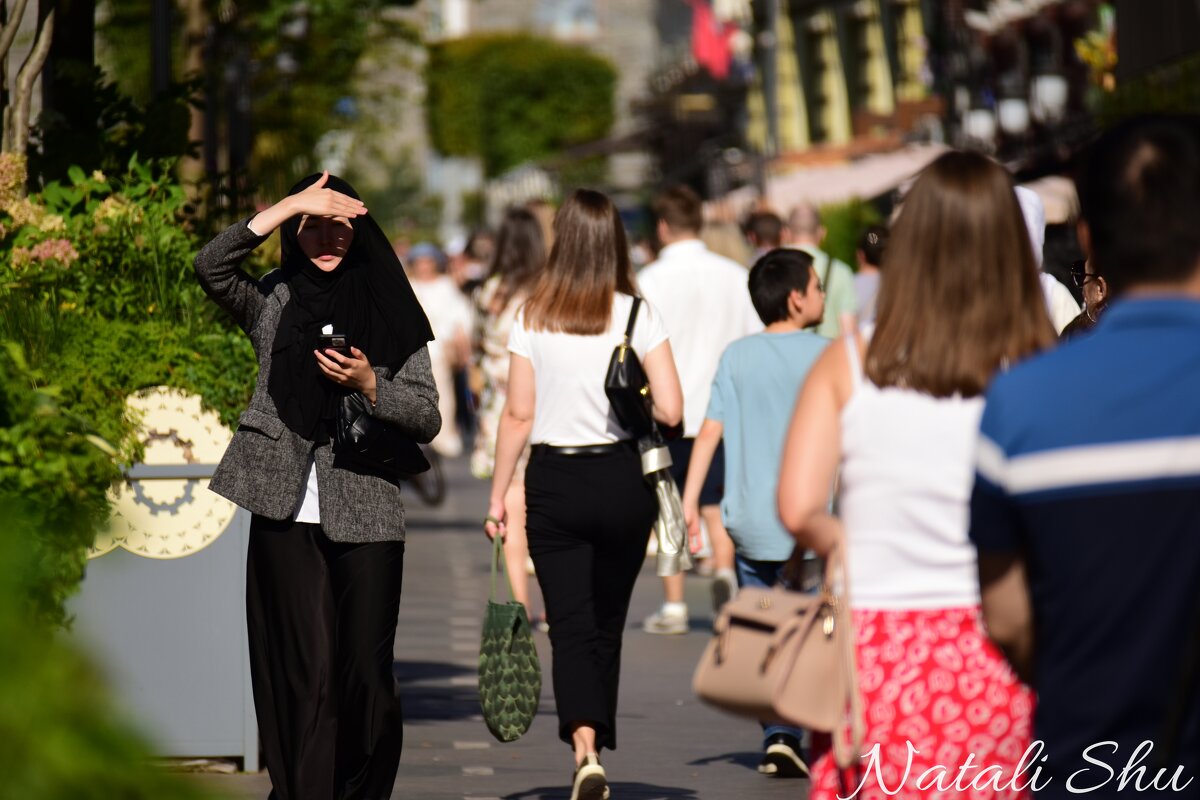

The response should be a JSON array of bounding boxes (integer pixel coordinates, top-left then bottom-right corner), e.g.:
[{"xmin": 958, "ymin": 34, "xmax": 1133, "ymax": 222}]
[{"xmin": 805, "ymin": 335, "xmax": 860, "ymax": 406}]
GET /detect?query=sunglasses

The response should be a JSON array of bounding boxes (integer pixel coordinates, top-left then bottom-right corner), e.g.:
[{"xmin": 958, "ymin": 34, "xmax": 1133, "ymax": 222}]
[{"xmin": 1069, "ymin": 259, "xmax": 1099, "ymax": 288}]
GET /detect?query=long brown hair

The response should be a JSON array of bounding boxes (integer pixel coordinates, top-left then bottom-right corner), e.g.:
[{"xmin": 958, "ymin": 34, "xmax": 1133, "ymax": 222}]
[
  {"xmin": 523, "ymin": 189, "xmax": 637, "ymax": 334},
  {"xmin": 486, "ymin": 207, "xmax": 546, "ymax": 313},
  {"xmin": 867, "ymin": 151, "xmax": 1054, "ymax": 397}
]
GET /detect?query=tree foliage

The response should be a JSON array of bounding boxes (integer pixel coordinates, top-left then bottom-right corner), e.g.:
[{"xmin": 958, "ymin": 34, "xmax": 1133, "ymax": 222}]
[
  {"xmin": 819, "ymin": 197, "xmax": 883, "ymax": 270},
  {"xmin": 426, "ymin": 34, "xmax": 617, "ymax": 177},
  {"xmin": 30, "ymin": 65, "xmax": 195, "ymax": 189}
]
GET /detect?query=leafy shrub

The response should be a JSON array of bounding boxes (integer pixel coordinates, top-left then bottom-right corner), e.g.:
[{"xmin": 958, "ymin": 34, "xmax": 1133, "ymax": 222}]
[
  {"xmin": 819, "ymin": 197, "xmax": 883, "ymax": 270},
  {"xmin": 0, "ymin": 154, "xmax": 258, "ymax": 626},
  {"xmin": 0, "ymin": 345, "xmax": 120, "ymax": 629},
  {"xmin": 426, "ymin": 34, "xmax": 616, "ymax": 176},
  {"xmin": 0, "ymin": 501, "xmax": 220, "ymax": 800}
]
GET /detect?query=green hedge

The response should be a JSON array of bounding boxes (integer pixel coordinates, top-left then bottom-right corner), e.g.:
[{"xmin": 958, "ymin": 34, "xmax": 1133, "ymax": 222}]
[{"xmin": 426, "ymin": 34, "xmax": 616, "ymax": 176}]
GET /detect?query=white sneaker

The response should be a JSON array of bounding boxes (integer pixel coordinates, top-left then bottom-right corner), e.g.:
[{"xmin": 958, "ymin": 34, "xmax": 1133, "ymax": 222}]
[
  {"xmin": 642, "ymin": 607, "xmax": 688, "ymax": 635},
  {"xmin": 570, "ymin": 753, "xmax": 610, "ymax": 800}
]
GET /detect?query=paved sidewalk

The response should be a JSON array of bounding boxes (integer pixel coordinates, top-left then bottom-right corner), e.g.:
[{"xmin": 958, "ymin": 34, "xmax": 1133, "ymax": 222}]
[{"xmin": 201, "ymin": 456, "xmax": 810, "ymax": 800}]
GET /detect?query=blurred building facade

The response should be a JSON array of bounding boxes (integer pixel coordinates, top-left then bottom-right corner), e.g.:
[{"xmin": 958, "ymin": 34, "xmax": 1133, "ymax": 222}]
[{"xmin": 748, "ymin": 0, "xmax": 937, "ymax": 156}]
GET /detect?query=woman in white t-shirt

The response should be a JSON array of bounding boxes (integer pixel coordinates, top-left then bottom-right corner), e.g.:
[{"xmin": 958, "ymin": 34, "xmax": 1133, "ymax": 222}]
[{"xmin": 484, "ymin": 189, "xmax": 683, "ymax": 800}]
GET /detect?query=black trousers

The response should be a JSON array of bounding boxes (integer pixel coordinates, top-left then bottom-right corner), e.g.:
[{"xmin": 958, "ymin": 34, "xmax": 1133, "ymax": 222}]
[
  {"xmin": 247, "ymin": 515, "xmax": 405, "ymax": 800},
  {"xmin": 524, "ymin": 444, "xmax": 658, "ymax": 751}
]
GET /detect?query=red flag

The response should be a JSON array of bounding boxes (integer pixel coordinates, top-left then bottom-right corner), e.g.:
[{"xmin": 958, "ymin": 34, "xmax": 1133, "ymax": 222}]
[{"xmin": 691, "ymin": 0, "xmax": 733, "ymax": 80}]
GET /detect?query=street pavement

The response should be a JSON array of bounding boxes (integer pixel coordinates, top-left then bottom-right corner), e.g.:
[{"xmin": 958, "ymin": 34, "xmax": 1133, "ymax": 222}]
[{"xmin": 201, "ymin": 455, "xmax": 810, "ymax": 800}]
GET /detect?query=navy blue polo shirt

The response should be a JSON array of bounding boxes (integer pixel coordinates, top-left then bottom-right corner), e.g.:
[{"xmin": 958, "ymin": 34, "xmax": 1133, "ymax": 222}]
[{"xmin": 971, "ymin": 298, "xmax": 1200, "ymax": 799}]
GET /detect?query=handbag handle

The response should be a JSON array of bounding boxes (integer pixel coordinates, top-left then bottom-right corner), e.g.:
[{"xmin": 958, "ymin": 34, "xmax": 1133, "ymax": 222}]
[
  {"xmin": 623, "ymin": 296, "xmax": 642, "ymax": 345},
  {"xmin": 489, "ymin": 533, "xmax": 518, "ymax": 605}
]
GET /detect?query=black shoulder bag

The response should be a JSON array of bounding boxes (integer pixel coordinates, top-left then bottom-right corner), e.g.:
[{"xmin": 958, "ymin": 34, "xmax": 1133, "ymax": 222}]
[
  {"xmin": 604, "ymin": 297, "xmax": 655, "ymax": 439},
  {"xmin": 334, "ymin": 392, "xmax": 431, "ymax": 479}
]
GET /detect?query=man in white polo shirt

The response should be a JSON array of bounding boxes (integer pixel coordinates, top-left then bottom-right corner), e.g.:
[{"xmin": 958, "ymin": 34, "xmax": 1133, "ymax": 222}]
[{"xmin": 637, "ymin": 185, "xmax": 763, "ymax": 634}]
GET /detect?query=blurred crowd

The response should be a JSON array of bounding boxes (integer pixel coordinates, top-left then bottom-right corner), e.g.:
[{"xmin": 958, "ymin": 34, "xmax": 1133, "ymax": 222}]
[{"xmin": 394, "ymin": 184, "xmax": 1098, "ymax": 477}]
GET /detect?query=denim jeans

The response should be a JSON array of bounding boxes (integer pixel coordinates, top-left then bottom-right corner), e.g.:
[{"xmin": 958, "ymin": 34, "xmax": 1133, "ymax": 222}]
[{"xmin": 734, "ymin": 553, "xmax": 809, "ymax": 751}]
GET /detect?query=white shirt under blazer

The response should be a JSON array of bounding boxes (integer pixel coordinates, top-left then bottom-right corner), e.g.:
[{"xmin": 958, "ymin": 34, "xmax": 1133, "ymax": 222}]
[{"xmin": 508, "ymin": 293, "xmax": 669, "ymax": 447}]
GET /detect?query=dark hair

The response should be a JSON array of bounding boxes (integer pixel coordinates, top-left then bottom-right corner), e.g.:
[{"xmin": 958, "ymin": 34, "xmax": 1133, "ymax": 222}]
[
  {"xmin": 868, "ymin": 151, "xmax": 1054, "ymax": 397},
  {"xmin": 1076, "ymin": 114, "xmax": 1200, "ymax": 295},
  {"xmin": 744, "ymin": 211, "xmax": 784, "ymax": 249},
  {"xmin": 748, "ymin": 248, "xmax": 815, "ymax": 325},
  {"xmin": 524, "ymin": 189, "xmax": 636, "ymax": 334},
  {"xmin": 857, "ymin": 224, "xmax": 888, "ymax": 268},
  {"xmin": 487, "ymin": 208, "xmax": 546, "ymax": 310},
  {"xmin": 652, "ymin": 185, "xmax": 703, "ymax": 235}
]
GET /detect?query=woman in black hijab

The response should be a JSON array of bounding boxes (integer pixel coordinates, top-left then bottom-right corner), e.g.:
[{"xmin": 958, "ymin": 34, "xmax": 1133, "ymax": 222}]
[{"xmin": 195, "ymin": 171, "xmax": 440, "ymax": 800}]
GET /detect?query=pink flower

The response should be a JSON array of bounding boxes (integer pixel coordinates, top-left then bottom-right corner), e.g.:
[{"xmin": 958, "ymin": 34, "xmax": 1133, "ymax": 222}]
[{"xmin": 28, "ymin": 238, "xmax": 79, "ymax": 266}]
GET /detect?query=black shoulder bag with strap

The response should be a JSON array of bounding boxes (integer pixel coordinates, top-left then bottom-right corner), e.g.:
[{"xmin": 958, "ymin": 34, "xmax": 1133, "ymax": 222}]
[{"xmin": 604, "ymin": 297, "xmax": 655, "ymax": 439}]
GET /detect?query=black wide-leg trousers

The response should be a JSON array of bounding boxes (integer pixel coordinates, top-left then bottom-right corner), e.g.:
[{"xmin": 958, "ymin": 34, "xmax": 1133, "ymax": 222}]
[
  {"xmin": 247, "ymin": 515, "xmax": 405, "ymax": 800},
  {"xmin": 524, "ymin": 445, "xmax": 658, "ymax": 751}
]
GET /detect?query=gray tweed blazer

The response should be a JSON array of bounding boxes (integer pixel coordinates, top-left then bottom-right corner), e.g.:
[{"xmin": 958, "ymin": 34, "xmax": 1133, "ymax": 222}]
[{"xmin": 194, "ymin": 220, "xmax": 441, "ymax": 543}]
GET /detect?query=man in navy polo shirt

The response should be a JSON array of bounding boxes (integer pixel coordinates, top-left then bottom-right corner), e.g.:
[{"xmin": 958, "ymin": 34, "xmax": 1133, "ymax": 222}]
[{"xmin": 970, "ymin": 115, "xmax": 1200, "ymax": 799}]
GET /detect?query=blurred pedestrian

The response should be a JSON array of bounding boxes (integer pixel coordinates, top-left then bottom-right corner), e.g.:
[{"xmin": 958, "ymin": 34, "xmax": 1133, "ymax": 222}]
[
  {"xmin": 1059, "ymin": 257, "xmax": 1109, "ymax": 338},
  {"xmin": 638, "ymin": 185, "xmax": 762, "ymax": 635},
  {"xmin": 853, "ymin": 224, "xmax": 887, "ymax": 324},
  {"xmin": 195, "ymin": 171, "xmax": 440, "ymax": 800},
  {"xmin": 484, "ymin": 189, "xmax": 684, "ymax": 800},
  {"xmin": 779, "ymin": 151, "xmax": 1054, "ymax": 800},
  {"xmin": 971, "ymin": 115, "xmax": 1200, "ymax": 799},
  {"xmin": 700, "ymin": 220, "xmax": 753, "ymax": 266},
  {"xmin": 783, "ymin": 203, "xmax": 857, "ymax": 339},
  {"xmin": 682, "ymin": 247, "xmax": 827, "ymax": 778},
  {"xmin": 1016, "ymin": 186, "xmax": 1081, "ymax": 333},
  {"xmin": 471, "ymin": 208, "xmax": 547, "ymax": 622},
  {"xmin": 407, "ymin": 241, "xmax": 473, "ymax": 458},
  {"xmin": 744, "ymin": 210, "xmax": 784, "ymax": 259}
]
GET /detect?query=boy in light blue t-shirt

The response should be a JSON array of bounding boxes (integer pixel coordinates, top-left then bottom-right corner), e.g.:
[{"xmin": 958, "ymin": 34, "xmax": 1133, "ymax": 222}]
[{"xmin": 681, "ymin": 248, "xmax": 828, "ymax": 779}]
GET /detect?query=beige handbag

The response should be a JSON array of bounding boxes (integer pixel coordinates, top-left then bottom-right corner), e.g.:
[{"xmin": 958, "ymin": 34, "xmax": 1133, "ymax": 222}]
[{"xmin": 692, "ymin": 558, "xmax": 864, "ymax": 768}]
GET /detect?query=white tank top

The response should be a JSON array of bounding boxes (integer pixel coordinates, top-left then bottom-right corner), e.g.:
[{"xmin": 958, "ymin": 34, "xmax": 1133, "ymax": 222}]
[{"xmin": 839, "ymin": 336, "xmax": 983, "ymax": 610}]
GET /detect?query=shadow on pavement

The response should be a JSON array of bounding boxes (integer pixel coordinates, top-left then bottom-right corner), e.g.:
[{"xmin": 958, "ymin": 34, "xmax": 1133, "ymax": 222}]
[
  {"xmin": 394, "ymin": 659, "xmax": 474, "ymax": 684},
  {"xmin": 687, "ymin": 751, "xmax": 764, "ymax": 772},
  {"xmin": 394, "ymin": 659, "xmax": 480, "ymax": 724},
  {"xmin": 504, "ymin": 782, "xmax": 699, "ymax": 799}
]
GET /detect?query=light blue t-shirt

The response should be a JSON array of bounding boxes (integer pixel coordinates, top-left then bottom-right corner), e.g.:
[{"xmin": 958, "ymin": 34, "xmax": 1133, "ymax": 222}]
[{"xmin": 705, "ymin": 330, "xmax": 829, "ymax": 561}]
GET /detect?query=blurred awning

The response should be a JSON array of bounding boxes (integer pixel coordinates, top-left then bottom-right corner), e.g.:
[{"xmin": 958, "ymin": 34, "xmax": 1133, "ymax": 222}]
[
  {"xmin": 1018, "ymin": 174, "xmax": 1078, "ymax": 224},
  {"xmin": 767, "ymin": 143, "xmax": 947, "ymax": 208},
  {"xmin": 713, "ymin": 143, "xmax": 947, "ymax": 217}
]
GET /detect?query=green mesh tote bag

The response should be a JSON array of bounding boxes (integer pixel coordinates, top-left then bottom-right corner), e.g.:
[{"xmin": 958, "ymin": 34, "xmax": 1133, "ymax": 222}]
[{"xmin": 478, "ymin": 533, "xmax": 542, "ymax": 742}]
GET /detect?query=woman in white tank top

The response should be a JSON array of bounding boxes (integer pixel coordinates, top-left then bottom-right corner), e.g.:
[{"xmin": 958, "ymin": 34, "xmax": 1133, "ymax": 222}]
[{"xmin": 778, "ymin": 152, "xmax": 1056, "ymax": 800}]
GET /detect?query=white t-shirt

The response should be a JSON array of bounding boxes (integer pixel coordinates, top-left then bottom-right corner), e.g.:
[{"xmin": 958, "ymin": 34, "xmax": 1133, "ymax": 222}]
[
  {"xmin": 411, "ymin": 275, "xmax": 472, "ymax": 346},
  {"xmin": 636, "ymin": 240, "xmax": 762, "ymax": 436},
  {"xmin": 508, "ymin": 293, "xmax": 669, "ymax": 446},
  {"xmin": 294, "ymin": 455, "xmax": 320, "ymax": 523}
]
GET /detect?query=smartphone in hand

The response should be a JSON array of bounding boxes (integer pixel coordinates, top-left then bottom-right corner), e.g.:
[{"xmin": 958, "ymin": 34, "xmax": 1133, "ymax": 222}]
[{"xmin": 318, "ymin": 332, "xmax": 352, "ymax": 359}]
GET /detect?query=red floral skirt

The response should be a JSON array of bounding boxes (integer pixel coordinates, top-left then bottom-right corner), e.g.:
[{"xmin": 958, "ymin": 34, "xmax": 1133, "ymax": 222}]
[{"xmin": 809, "ymin": 606, "xmax": 1034, "ymax": 800}]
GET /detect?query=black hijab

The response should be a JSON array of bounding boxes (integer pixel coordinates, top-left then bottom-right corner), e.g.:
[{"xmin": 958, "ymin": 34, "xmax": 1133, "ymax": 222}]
[{"xmin": 268, "ymin": 173, "xmax": 434, "ymax": 441}]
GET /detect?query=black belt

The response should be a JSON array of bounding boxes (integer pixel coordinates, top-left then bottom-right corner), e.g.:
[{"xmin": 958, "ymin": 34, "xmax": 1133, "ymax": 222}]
[{"xmin": 530, "ymin": 441, "xmax": 635, "ymax": 458}]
